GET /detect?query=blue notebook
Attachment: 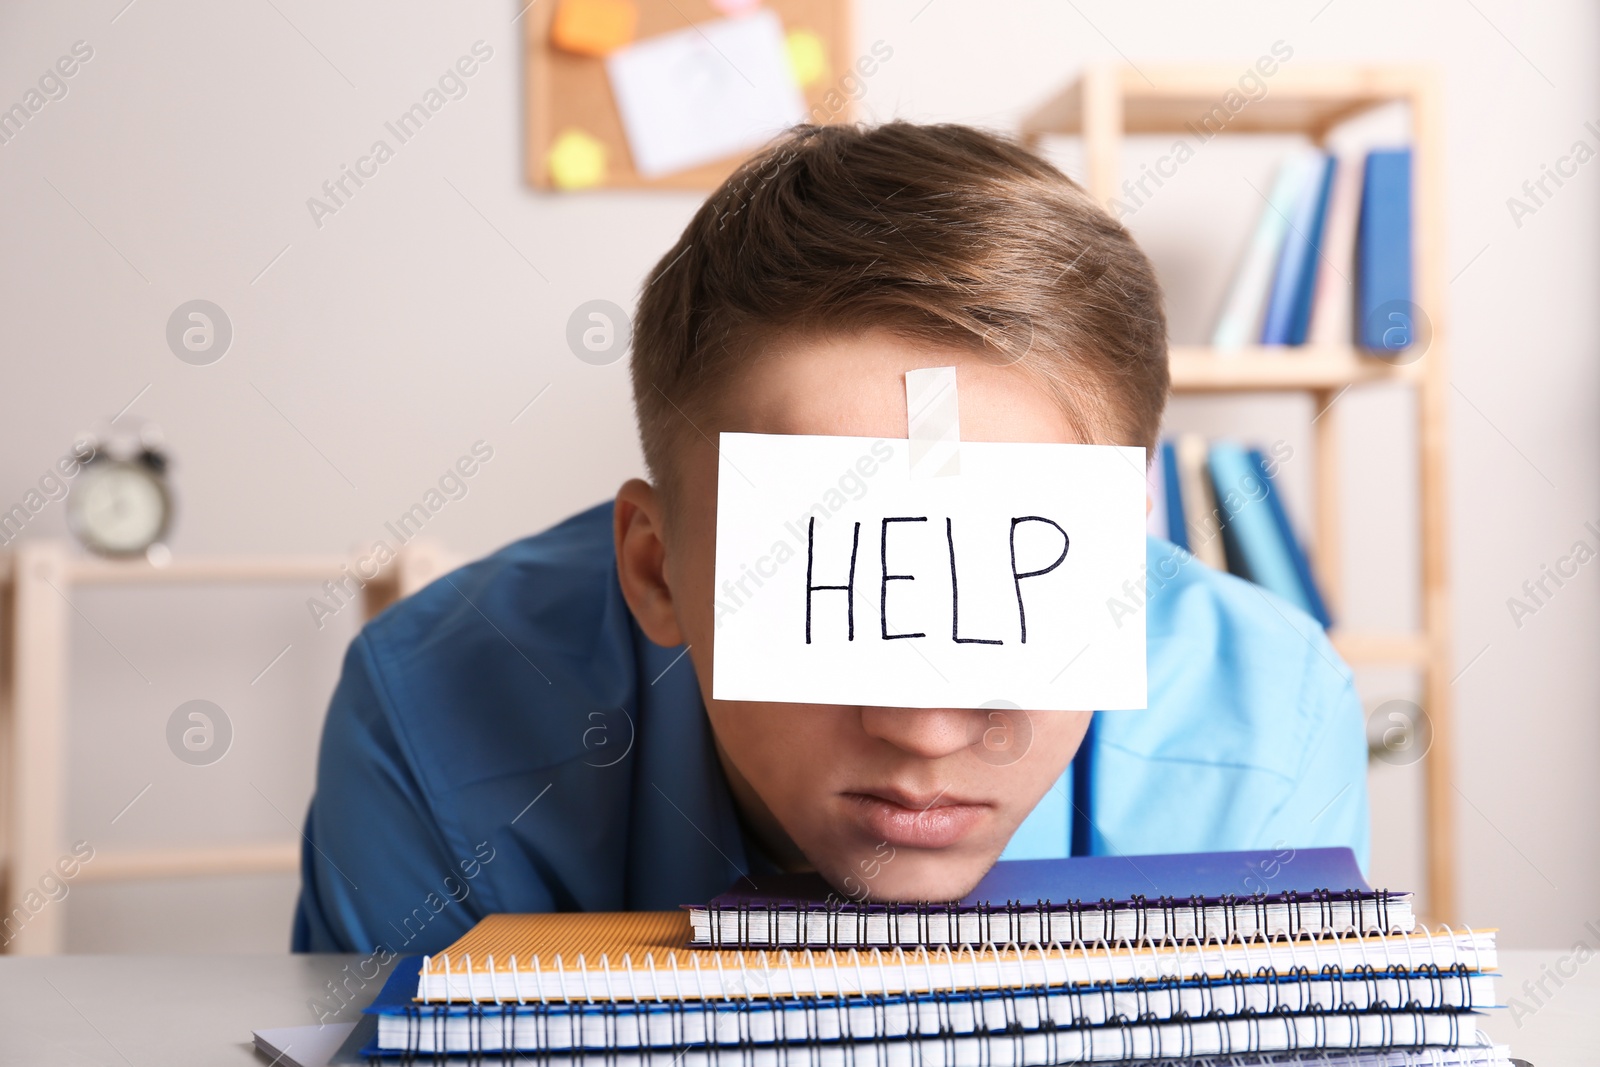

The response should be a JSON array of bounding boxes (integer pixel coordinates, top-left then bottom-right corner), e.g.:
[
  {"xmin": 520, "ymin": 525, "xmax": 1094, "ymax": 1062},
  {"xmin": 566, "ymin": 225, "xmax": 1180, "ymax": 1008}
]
[
  {"xmin": 690, "ymin": 847, "xmax": 1411, "ymax": 948},
  {"xmin": 1356, "ymin": 148, "xmax": 1414, "ymax": 352}
]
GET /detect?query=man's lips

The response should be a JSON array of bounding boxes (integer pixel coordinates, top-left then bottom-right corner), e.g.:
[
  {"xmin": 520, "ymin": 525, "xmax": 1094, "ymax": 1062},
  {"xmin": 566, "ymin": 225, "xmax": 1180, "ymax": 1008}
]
[{"xmin": 844, "ymin": 790, "xmax": 989, "ymax": 850}]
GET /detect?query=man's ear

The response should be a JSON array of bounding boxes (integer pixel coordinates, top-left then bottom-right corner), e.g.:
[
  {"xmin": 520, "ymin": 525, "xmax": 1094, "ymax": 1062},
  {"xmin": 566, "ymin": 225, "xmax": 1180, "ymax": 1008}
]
[{"xmin": 613, "ymin": 478, "xmax": 686, "ymax": 648}]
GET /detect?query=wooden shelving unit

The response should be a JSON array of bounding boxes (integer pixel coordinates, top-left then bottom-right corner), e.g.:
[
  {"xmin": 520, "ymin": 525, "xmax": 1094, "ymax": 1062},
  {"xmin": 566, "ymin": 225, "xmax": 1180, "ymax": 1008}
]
[
  {"xmin": 1022, "ymin": 64, "xmax": 1455, "ymax": 920},
  {"xmin": 0, "ymin": 540, "xmax": 459, "ymax": 954}
]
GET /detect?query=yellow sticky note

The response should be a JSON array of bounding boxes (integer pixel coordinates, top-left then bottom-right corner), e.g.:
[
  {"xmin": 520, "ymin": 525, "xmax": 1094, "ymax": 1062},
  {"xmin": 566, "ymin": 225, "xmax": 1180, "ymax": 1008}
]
[
  {"xmin": 547, "ymin": 129, "xmax": 607, "ymax": 190},
  {"xmin": 551, "ymin": 0, "xmax": 638, "ymax": 58},
  {"xmin": 785, "ymin": 29, "xmax": 828, "ymax": 87}
]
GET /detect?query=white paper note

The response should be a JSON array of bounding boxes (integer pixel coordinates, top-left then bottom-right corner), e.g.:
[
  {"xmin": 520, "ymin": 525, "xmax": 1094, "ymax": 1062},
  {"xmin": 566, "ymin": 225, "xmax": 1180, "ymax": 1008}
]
[
  {"xmin": 712, "ymin": 433, "xmax": 1148, "ymax": 711},
  {"xmin": 605, "ymin": 11, "xmax": 806, "ymax": 178}
]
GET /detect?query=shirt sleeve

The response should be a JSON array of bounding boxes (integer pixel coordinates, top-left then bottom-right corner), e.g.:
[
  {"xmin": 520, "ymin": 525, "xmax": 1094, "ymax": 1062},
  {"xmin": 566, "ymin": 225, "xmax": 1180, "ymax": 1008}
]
[
  {"xmin": 292, "ymin": 635, "xmax": 499, "ymax": 953},
  {"xmin": 1254, "ymin": 670, "xmax": 1373, "ymax": 875}
]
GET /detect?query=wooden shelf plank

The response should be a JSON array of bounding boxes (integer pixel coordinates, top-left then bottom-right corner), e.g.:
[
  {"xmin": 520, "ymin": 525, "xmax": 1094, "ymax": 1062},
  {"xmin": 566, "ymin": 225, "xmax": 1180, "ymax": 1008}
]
[
  {"xmin": 1330, "ymin": 630, "xmax": 1430, "ymax": 665},
  {"xmin": 62, "ymin": 556, "xmax": 349, "ymax": 587},
  {"xmin": 3, "ymin": 546, "xmax": 455, "ymax": 590},
  {"xmin": 76, "ymin": 841, "xmax": 299, "ymax": 883},
  {"xmin": 1023, "ymin": 64, "xmax": 1428, "ymax": 139},
  {"xmin": 1169, "ymin": 346, "xmax": 1424, "ymax": 392}
]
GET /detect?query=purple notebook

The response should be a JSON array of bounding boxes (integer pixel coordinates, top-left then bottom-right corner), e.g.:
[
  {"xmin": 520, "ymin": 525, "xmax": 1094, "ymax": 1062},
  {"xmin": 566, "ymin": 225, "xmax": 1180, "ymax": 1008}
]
[{"xmin": 689, "ymin": 848, "xmax": 1411, "ymax": 947}]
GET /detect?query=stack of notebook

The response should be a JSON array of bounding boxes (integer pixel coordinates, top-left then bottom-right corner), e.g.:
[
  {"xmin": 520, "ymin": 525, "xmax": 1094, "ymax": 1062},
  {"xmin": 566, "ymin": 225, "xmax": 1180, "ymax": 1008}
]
[{"xmin": 356, "ymin": 848, "xmax": 1511, "ymax": 1065}]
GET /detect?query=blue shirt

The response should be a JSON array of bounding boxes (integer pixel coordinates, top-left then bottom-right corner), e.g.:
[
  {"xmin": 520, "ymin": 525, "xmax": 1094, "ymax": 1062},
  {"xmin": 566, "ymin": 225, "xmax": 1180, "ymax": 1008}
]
[{"xmin": 293, "ymin": 502, "xmax": 1369, "ymax": 954}]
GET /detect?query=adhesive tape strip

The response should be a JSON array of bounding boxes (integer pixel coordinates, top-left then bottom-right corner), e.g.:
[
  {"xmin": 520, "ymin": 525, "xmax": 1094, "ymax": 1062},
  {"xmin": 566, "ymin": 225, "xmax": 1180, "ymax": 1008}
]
[{"xmin": 905, "ymin": 365, "xmax": 961, "ymax": 478}]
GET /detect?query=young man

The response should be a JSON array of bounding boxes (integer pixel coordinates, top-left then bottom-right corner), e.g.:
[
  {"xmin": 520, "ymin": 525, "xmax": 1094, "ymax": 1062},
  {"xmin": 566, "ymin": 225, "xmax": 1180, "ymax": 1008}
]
[{"xmin": 294, "ymin": 123, "xmax": 1368, "ymax": 955}]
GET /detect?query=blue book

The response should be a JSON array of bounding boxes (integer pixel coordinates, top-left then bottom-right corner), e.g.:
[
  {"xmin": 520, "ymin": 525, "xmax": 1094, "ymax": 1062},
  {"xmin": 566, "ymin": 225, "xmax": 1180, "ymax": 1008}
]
[
  {"xmin": 1260, "ymin": 152, "xmax": 1335, "ymax": 345},
  {"xmin": 1211, "ymin": 462, "xmax": 1255, "ymax": 583},
  {"xmin": 1207, "ymin": 444, "xmax": 1251, "ymax": 581},
  {"xmin": 1356, "ymin": 148, "xmax": 1414, "ymax": 352},
  {"xmin": 1210, "ymin": 152, "xmax": 1318, "ymax": 348},
  {"xmin": 1252, "ymin": 447, "xmax": 1333, "ymax": 628},
  {"xmin": 1160, "ymin": 438, "xmax": 1187, "ymax": 550},
  {"xmin": 1206, "ymin": 442, "xmax": 1314, "ymax": 616},
  {"xmin": 1287, "ymin": 155, "xmax": 1338, "ymax": 344}
]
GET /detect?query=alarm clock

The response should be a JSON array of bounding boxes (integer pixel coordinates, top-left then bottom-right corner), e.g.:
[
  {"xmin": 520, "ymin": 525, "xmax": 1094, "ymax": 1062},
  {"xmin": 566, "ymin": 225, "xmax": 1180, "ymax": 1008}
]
[{"xmin": 66, "ymin": 424, "xmax": 173, "ymax": 559}]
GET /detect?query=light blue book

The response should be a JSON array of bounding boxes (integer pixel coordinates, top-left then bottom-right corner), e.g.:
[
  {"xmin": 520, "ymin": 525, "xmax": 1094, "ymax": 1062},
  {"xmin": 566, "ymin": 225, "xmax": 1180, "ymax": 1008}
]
[
  {"xmin": 1211, "ymin": 150, "xmax": 1321, "ymax": 349},
  {"xmin": 1207, "ymin": 441, "xmax": 1313, "ymax": 616},
  {"xmin": 1252, "ymin": 447, "xmax": 1332, "ymax": 627}
]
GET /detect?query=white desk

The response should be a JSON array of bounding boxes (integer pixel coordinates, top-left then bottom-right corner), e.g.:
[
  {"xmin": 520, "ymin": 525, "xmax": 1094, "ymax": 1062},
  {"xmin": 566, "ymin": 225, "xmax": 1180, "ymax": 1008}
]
[
  {"xmin": 1477, "ymin": 947, "xmax": 1600, "ymax": 1062},
  {"xmin": 0, "ymin": 950, "xmax": 1589, "ymax": 1064},
  {"xmin": 0, "ymin": 954, "xmax": 381, "ymax": 1065}
]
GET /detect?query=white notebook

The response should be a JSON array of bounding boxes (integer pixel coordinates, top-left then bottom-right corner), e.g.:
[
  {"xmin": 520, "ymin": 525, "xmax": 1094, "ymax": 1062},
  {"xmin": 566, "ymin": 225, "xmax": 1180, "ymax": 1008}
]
[
  {"xmin": 416, "ymin": 911, "xmax": 1497, "ymax": 1002},
  {"xmin": 251, "ymin": 1022, "xmax": 356, "ymax": 1067}
]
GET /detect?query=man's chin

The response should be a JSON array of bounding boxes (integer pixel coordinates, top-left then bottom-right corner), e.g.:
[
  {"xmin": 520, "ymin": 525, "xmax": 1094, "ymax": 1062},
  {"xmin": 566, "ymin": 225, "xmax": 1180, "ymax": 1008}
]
[{"xmin": 815, "ymin": 847, "xmax": 999, "ymax": 905}]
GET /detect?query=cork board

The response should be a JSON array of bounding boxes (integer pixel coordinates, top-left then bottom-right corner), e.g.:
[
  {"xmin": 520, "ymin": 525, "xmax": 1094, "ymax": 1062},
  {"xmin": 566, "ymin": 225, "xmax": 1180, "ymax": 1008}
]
[{"xmin": 525, "ymin": 0, "xmax": 854, "ymax": 191}]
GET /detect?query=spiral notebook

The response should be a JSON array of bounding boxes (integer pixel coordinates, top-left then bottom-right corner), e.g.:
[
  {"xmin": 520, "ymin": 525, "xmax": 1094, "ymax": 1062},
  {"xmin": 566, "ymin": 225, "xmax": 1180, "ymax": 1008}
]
[
  {"xmin": 372, "ymin": 1010, "xmax": 1480, "ymax": 1064},
  {"xmin": 362, "ymin": 979, "xmax": 1509, "ymax": 1066},
  {"xmin": 355, "ymin": 1046, "xmax": 1516, "ymax": 1067},
  {"xmin": 351, "ymin": 1046, "xmax": 1517, "ymax": 1067},
  {"xmin": 415, "ymin": 910, "xmax": 1494, "ymax": 1002},
  {"xmin": 688, "ymin": 849, "xmax": 1412, "ymax": 947},
  {"xmin": 372, "ymin": 954, "xmax": 1495, "ymax": 1055}
]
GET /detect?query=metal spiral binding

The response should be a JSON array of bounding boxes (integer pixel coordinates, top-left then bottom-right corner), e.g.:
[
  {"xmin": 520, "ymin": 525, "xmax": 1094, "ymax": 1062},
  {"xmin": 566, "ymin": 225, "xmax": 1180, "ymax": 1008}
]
[
  {"xmin": 508, "ymin": 954, "xmax": 524, "ymax": 1005},
  {"xmin": 696, "ymin": 885, "xmax": 1415, "ymax": 949},
  {"xmin": 387, "ymin": 1004, "xmax": 1484, "ymax": 1067}
]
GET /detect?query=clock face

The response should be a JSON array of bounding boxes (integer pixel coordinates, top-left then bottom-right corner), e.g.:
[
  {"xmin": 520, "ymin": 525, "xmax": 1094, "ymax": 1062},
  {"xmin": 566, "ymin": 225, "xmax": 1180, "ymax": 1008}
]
[{"xmin": 67, "ymin": 461, "xmax": 170, "ymax": 556}]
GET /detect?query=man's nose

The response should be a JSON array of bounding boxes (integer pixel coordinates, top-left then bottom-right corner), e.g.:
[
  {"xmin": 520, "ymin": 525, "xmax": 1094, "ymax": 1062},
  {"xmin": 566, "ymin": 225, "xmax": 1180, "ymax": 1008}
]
[{"xmin": 858, "ymin": 706, "xmax": 980, "ymax": 760}]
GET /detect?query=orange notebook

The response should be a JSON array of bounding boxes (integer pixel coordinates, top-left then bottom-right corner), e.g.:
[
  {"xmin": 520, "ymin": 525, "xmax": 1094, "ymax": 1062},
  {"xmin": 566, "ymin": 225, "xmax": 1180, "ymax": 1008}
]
[{"xmin": 417, "ymin": 911, "xmax": 1497, "ymax": 1004}]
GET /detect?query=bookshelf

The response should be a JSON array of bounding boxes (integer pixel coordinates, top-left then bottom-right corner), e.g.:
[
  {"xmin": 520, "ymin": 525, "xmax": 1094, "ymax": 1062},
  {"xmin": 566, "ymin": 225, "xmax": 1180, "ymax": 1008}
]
[
  {"xmin": 0, "ymin": 540, "xmax": 459, "ymax": 954},
  {"xmin": 1022, "ymin": 64, "xmax": 1455, "ymax": 920}
]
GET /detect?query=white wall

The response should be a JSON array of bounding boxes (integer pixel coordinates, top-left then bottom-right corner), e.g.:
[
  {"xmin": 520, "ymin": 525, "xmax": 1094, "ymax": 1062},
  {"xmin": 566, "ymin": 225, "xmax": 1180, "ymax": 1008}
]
[{"xmin": 0, "ymin": 0, "xmax": 1593, "ymax": 951}]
